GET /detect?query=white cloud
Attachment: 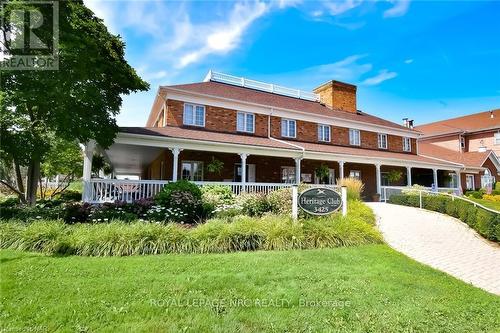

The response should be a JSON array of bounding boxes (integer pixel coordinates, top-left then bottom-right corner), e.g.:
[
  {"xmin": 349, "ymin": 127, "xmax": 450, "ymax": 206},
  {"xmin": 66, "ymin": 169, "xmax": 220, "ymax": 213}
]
[
  {"xmin": 277, "ymin": 0, "xmax": 303, "ymax": 9},
  {"xmin": 384, "ymin": 0, "xmax": 411, "ymax": 18},
  {"xmin": 404, "ymin": 58, "xmax": 414, "ymax": 64},
  {"xmin": 323, "ymin": 0, "xmax": 363, "ymax": 15},
  {"xmin": 83, "ymin": 0, "xmax": 118, "ymax": 34},
  {"xmin": 361, "ymin": 69, "xmax": 398, "ymax": 85},
  {"xmin": 178, "ymin": 1, "xmax": 269, "ymax": 68}
]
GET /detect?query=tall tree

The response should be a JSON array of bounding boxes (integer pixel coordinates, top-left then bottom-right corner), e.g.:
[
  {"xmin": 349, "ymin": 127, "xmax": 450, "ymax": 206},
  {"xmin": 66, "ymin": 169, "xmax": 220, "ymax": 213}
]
[{"xmin": 0, "ymin": 0, "xmax": 149, "ymax": 204}]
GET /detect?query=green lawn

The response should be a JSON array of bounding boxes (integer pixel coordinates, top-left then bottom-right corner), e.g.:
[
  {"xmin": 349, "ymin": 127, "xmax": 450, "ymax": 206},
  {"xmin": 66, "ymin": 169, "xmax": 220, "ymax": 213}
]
[
  {"xmin": 1, "ymin": 246, "xmax": 499, "ymax": 332},
  {"xmin": 468, "ymin": 197, "xmax": 500, "ymax": 212}
]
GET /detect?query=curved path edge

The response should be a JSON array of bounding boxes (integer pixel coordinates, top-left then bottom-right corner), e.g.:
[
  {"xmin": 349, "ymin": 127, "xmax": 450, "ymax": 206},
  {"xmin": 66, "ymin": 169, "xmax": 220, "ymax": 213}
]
[{"xmin": 367, "ymin": 202, "xmax": 500, "ymax": 296}]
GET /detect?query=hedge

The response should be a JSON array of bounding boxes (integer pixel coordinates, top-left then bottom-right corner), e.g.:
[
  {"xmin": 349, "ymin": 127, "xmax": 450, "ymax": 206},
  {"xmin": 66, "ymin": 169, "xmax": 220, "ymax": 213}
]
[{"xmin": 388, "ymin": 194, "xmax": 500, "ymax": 242}]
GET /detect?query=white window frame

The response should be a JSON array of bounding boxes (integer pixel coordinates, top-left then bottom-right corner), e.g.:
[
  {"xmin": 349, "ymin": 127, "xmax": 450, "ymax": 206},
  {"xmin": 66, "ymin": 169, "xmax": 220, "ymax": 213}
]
[
  {"xmin": 236, "ymin": 111, "xmax": 255, "ymax": 133},
  {"xmin": 494, "ymin": 132, "xmax": 500, "ymax": 145},
  {"xmin": 349, "ymin": 170, "xmax": 361, "ymax": 180},
  {"xmin": 318, "ymin": 124, "xmax": 331, "ymax": 142},
  {"xmin": 183, "ymin": 103, "xmax": 205, "ymax": 127},
  {"xmin": 281, "ymin": 119, "xmax": 296, "ymax": 138},
  {"xmin": 181, "ymin": 161, "xmax": 204, "ymax": 181},
  {"xmin": 349, "ymin": 129, "xmax": 361, "ymax": 146},
  {"xmin": 378, "ymin": 133, "xmax": 388, "ymax": 149},
  {"xmin": 403, "ymin": 137, "xmax": 412, "ymax": 152},
  {"xmin": 281, "ymin": 166, "xmax": 296, "ymax": 183},
  {"xmin": 465, "ymin": 174, "xmax": 475, "ymax": 190}
]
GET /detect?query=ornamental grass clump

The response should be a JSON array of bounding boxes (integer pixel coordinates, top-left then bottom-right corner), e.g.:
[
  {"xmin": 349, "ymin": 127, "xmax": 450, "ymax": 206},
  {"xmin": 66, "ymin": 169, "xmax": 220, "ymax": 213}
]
[
  {"xmin": 0, "ymin": 201, "xmax": 383, "ymax": 256},
  {"xmin": 337, "ymin": 178, "xmax": 364, "ymax": 201}
]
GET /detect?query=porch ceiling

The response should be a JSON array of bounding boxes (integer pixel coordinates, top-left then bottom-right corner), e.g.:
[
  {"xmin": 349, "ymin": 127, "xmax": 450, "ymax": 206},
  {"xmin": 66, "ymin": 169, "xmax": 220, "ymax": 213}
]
[{"xmin": 105, "ymin": 143, "xmax": 163, "ymax": 175}]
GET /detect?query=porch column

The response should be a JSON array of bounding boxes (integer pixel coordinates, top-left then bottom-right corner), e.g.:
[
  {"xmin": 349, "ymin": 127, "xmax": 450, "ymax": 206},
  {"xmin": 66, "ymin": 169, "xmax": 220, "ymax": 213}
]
[
  {"xmin": 406, "ymin": 166, "xmax": 412, "ymax": 186},
  {"xmin": 240, "ymin": 153, "xmax": 248, "ymax": 192},
  {"xmin": 375, "ymin": 163, "xmax": 381, "ymax": 194},
  {"xmin": 170, "ymin": 147, "xmax": 182, "ymax": 181},
  {"xmin": 294, "ymin": 157, "xmax": 302, "ymax": 185},
  {"xmin": 433, "ymin": 168, "xmax": 438, "ymax": 190},
  {"xmin": 339, "ymin": 161, "xmax": 345, "ymax": 179},
  {"xmin": 82, "ymin": 140, "xmax": 95, "ymax": 202},
  {"xmin": 456, "ymin": 170, "xmax": 462, "ymax": 193}
]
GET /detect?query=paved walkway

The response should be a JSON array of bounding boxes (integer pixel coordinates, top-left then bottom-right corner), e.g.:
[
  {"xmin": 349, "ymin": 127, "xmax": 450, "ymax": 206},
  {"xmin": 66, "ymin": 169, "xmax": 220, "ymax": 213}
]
[{"xmin": 367, "ymin": 203, "xmax": 500, "ymax": 295}]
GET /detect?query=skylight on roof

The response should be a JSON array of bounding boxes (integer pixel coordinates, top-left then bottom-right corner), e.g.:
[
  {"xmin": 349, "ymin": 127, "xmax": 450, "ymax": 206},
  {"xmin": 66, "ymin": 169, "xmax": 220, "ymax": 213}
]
[{"xmin": 204, "ymin": 70, "xmax": 320, "ymax": 102}]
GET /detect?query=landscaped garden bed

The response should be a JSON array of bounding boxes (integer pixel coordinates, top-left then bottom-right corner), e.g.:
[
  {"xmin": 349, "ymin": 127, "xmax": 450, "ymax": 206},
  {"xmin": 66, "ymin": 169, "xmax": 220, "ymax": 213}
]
[{"xmin": 0, "ymin": 179, "xmax": 382, "ymax": 256}]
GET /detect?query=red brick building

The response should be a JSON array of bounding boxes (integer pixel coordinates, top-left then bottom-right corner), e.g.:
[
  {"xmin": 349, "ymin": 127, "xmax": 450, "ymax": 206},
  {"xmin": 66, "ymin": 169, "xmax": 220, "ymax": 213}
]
[
  {"xmin": 416, "ymin": 110, "xmax": 500, "ymax": 191},
  {"xmin": 82, "ymin": 71, "xmax": 466, "ymax": 202}
]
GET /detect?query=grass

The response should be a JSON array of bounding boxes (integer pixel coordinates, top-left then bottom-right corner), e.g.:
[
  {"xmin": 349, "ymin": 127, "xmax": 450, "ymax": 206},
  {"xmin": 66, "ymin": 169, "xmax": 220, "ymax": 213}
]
[
  {"xmin": 1, "ymin": 246, "xmax": 499, "ymax": 332},
  {"xmin": 468, "ymin": 197, "xmax": 500, "ymax": 212}
]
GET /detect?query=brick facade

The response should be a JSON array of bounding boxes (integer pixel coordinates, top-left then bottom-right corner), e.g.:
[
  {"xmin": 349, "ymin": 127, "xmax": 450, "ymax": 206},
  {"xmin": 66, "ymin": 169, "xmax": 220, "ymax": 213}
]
[
  {"xmin": 158, "ymin": 99, "xmax": 417, "ymax": 155},
  {"xmin": 313, "ymin": 80, "xmax": 357, "ymax": 113}
]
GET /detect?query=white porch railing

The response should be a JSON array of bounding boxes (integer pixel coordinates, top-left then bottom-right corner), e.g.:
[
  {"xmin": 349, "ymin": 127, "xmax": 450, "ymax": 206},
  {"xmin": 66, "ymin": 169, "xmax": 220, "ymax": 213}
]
[
  {"xmin": 85, "ymin": 179, "xmax": 339, "ymax": 203},
  {"xmin": 380, "ymin": 186, "xmax": 461, "ymax": 202}
]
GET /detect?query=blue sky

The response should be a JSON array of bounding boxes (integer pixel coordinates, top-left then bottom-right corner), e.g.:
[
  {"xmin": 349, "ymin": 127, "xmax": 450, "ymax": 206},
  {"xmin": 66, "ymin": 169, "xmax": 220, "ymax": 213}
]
[{"xmin": 84, "ymin": 0, "xmax": 500, "ymax": 127}]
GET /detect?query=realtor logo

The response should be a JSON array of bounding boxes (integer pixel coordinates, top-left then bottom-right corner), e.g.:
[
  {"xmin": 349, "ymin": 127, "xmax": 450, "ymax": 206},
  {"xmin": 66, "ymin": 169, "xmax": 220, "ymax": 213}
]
[{"xmin": 0, "ymin": 1, "xmax": 59, "ymax": 70}]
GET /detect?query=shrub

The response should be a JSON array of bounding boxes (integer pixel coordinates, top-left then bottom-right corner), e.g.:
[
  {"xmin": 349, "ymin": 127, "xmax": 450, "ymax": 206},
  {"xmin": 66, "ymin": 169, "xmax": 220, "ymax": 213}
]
[
  {"xmin": 337, "ymin": 178, "xmax": 364, "ymax": 201},
  {"xmin": 268, "ymin": 188, "xmax": 293, "ymax": 215},
  {"xmin": 465, "ymin": 190, "xmax": 485, "ymax": 199},
  {"xmin": 64, "ymin": 202, "xmax": 92, "ymax": 223},
  {"xmin": 201, "ymin": 185, "xmax": 234, "ymax": 216},
  {"xmin": 388, "ymin": 194, "xmax": 499, "ymax": 241},
  {"xmin": 0, "ymin": 202, "xmax": 382, "ymax": 256},
  {"xmin": 155, "ymin": 180, "xmax": 202, "ymax": 206},
  {"xmin": 55, "ymin": 190, "xmax": 82, "ymax": 202},
  {"xmin": 236, "ymin": 192, "xmax": 271, "ymax": 216}
]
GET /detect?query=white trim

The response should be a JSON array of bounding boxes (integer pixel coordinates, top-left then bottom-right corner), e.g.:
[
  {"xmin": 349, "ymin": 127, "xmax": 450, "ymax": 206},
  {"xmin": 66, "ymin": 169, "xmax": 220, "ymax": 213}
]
[
  {"xmin": 378, "ymin": 133, "xmax": 388, "ymax": 149},
  {"xmin": 183, "ymin": 102, "xmax": 205, "ymax": 127},
  {"xmin": 465, "ymin": 174, "xmax": 475, "ymax": 190},
  {"xmin": 403, "ymin": 137, "xmax": 411, "ymax": 152},
  {"xmin": 349, "ymin": 128, "xmax": 361, "ymax": 146},
  {"xmin": 318, "ymin": 124, "xmax": 331, "ymax": 142},
  {"xmin": 281, "ymin": 118, "xmax": 296, "ymax": 138},
  {"xmin": 161, "ymin": 88, "xmax": 420, "ymax": 138},
  {"xmin": 236, "ymin": 111, "xmax": 255, "ymax": 133}
]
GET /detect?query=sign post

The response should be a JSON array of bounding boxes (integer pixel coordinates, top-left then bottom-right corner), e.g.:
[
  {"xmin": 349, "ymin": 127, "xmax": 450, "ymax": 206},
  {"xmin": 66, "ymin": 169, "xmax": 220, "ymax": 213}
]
[
  {"xmin": 341, "ymin": 186, "xmax": 347, "ymax": 217},
  {"xmin": 292, "ymin": 185, "xmax": 298, "ymax": 221}
]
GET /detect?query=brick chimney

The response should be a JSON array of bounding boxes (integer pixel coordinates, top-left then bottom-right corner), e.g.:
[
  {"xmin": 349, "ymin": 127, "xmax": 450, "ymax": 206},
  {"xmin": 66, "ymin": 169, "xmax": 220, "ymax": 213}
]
[{"xmin": 313, "ymin": 80, "xmax": 357, "ymax": 113}]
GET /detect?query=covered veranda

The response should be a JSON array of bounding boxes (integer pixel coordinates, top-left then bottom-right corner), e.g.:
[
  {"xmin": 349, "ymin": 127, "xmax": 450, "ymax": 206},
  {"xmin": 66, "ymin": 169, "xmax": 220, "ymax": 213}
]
[{"xmin": 82, "ymin": 129, "xmax": 463, "ymax": 203}]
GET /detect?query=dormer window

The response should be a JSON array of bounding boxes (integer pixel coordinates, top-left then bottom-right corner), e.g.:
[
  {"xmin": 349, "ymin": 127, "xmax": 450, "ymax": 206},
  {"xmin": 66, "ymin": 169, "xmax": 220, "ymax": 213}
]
[
  {"xmin": 281, "ymin": 119, "xmax": 296, "ymax": 138},
  {"xmin": 460, "ymin": 136, "xmax": 466, "ymax": 149},
  {"xmin": 183, "ymin": 103, "xmax": 205, "ymax": 127},
  {"xmin": 237, "ymin": 112, "xmax": 255, "ymax": 133}
]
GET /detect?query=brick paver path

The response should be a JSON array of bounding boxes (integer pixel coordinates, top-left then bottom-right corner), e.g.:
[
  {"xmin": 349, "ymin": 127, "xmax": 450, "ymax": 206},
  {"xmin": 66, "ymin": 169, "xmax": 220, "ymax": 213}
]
[{"xmin": 367, "ymin": 202, "xmax": 500, "ymax": 295}]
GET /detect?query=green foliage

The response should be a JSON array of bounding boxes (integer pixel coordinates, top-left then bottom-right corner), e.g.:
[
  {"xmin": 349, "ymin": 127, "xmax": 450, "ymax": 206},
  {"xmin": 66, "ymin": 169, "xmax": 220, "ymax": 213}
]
[
  {"xmin": 236, "ymin": 193, "xmax": 272, "ymax": 217},
  {"xmin": 154, "ymin": 180, "xmax": 203, "ymax": 223},
  {"xmin": 155, "ymin": 180, "xmax": 202, "ymax": 206},
  {"xmin": 388, "ymin": 194, "xmax": 499, "ymax": 241},
  {"xmin": 201, "ymin": 185, "xmax": 234, "ymax": 216},
  {"xmin": 0, "ymin": 0, "xmax": 149, "ymax": 204},
  {"xmin": 314, "ymin": 164, "xmax": 330, "ymax": 183},
  {"xmin": 465, "ymin": 190, "xmax": 485, "ymax": 199},
  {"xmin": 206, "ymin": 157, "xmax": 224, "ymax": 175},
  {"xmin": 0, "ymin": 202, "xmax": 381, "ymax": 256},
  {"xmin": 268, "ymin": 188, "xmax": 293, "ymax": 215},
  {"xmin": 387, "ymin": 170, "xmax": 403, "ymax": 184}
]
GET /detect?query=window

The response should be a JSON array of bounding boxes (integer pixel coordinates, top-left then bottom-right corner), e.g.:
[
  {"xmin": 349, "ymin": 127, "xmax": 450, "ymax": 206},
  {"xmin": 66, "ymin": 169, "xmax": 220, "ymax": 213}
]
[
  {"xmin": 495, "ymin": 132, "xmax": 500, "ymax": 145},
  {"xmin": 281, "ymin": 166, "xmax": 296, "ymax": 183},
  {"xmin": 378, "ymin": 133, "xmax": 388, "ymax": 149},
  {"xmin": 237, "ymin": 112, "xmax": 255, "ymax": 133},
  {"xmin": 460, "ymin": 136, "xmax": 466, "ymax": 149},
  {"xmin": 281, "ymin": 119, "xmax": 296, "ymax": 138},
  {"xmin": 181, "ymin": 161, "xmax": 203, "ymax": 181},
  {"xmin": 403, "ymin": 137, "xmax": 411, "ymax": 152},
  {"xmin": 318, "ymin": 124, "xmax": 331, "ymax": 142},
  {"xmin": 349, "ymin": 170, "xmax": 361, "ymax": 180},
  {"xmin": 465, "ymin": 174, "xmax": 475, "ymax": 190},
  {"xmin": 349, "ymin": 129, "xmax": 361, "ymax": 146},
  {"xmin": 183, "ymin": 103, "xmax": 205, "ymax": 127}
]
